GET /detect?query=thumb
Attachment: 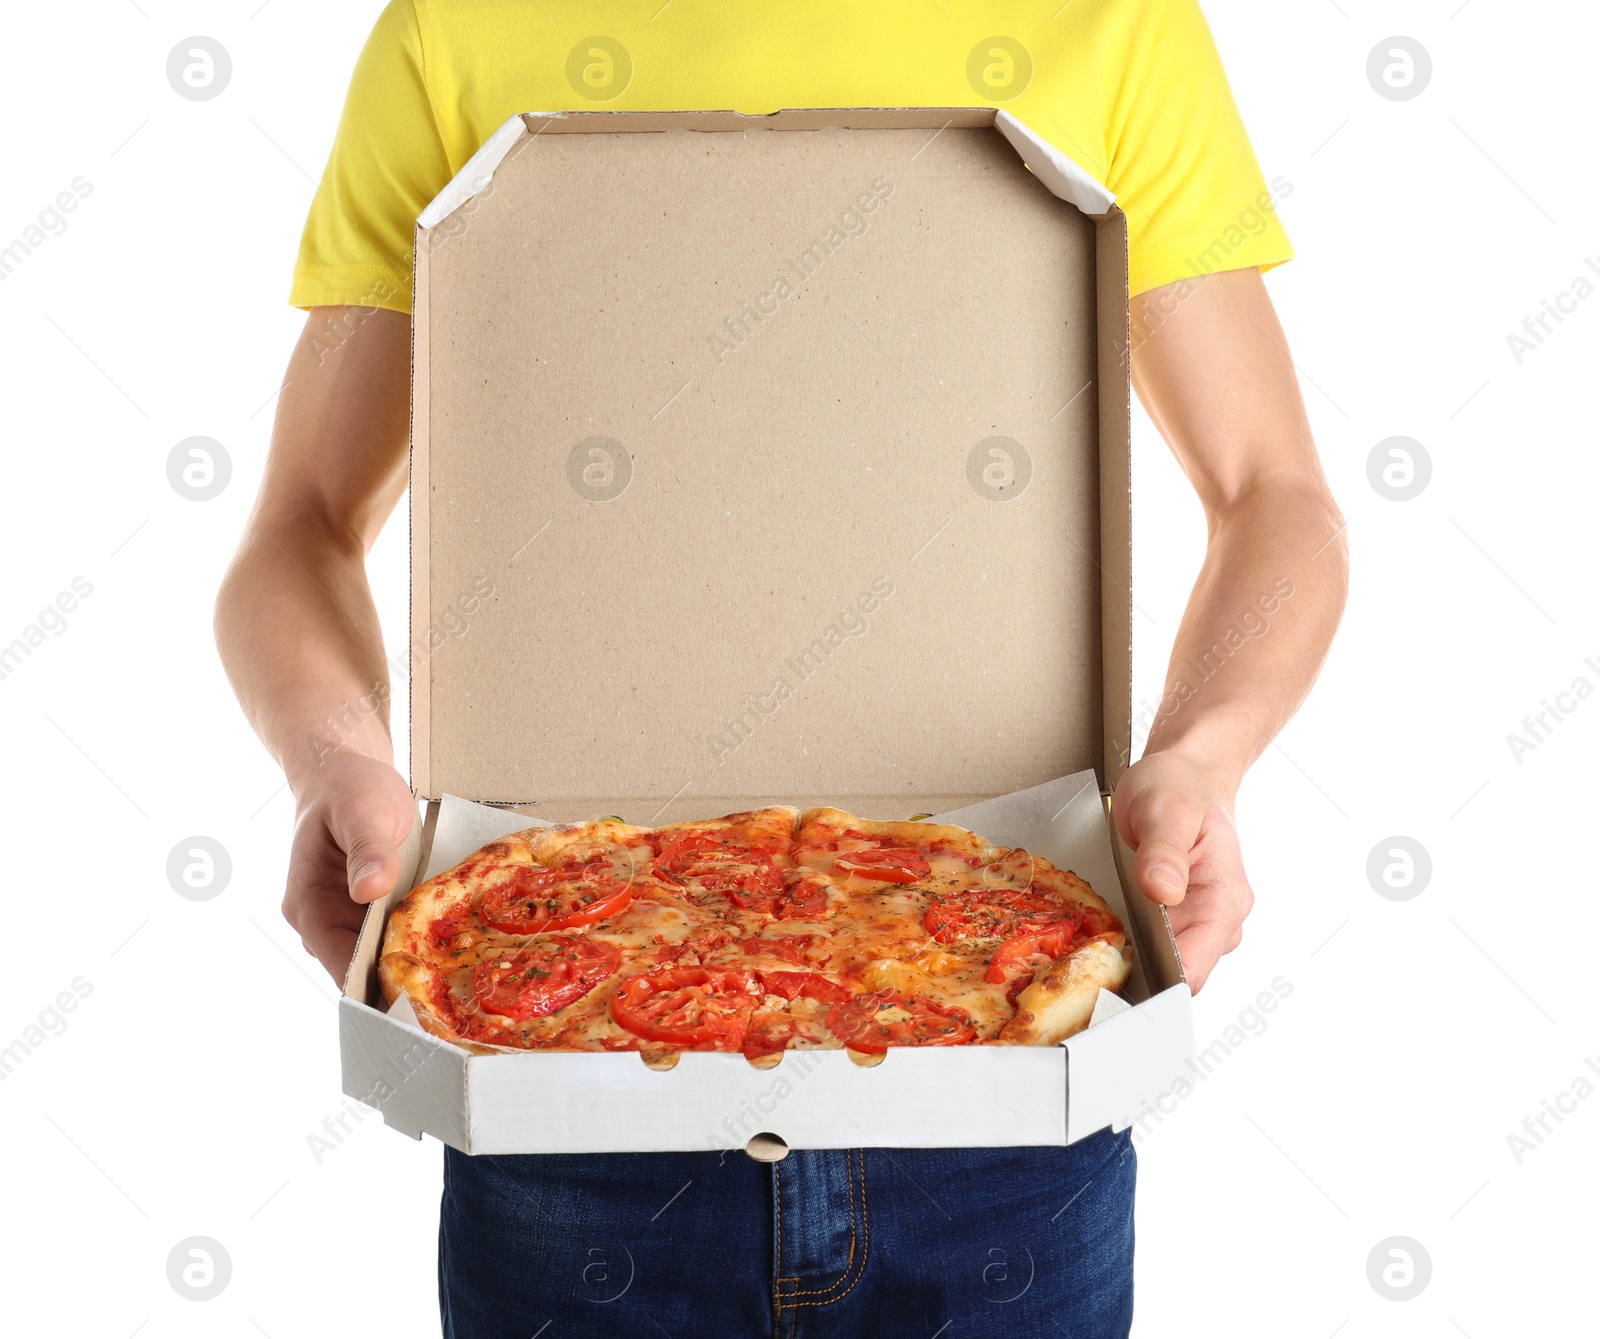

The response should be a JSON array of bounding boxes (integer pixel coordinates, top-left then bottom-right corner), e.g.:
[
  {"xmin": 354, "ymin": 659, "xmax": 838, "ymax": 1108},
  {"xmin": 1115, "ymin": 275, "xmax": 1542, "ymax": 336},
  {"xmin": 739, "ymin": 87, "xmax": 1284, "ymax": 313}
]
[
  {"xmin": 346, "ymin": 833, "xmax": 401, "ymax": 905},
  {"xmin": 1134, "ymin": 836, "xmax": 1191, "ymax": 907},
  {"xmin": 1127, "ymin": 796, "xmax": 1203, "ymax": 908},
  {"xmin": 326, "ymin": 770, "xmax": 416, "ymax": 904}
]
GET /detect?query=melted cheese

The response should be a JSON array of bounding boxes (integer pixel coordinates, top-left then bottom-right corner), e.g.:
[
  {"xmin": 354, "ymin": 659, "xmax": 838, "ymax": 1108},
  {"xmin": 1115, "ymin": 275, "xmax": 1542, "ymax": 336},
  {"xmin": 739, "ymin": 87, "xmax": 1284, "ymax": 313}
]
[{"xmin": 398, "ymin": 811, "xmax": 1120, "ymax": 1054}]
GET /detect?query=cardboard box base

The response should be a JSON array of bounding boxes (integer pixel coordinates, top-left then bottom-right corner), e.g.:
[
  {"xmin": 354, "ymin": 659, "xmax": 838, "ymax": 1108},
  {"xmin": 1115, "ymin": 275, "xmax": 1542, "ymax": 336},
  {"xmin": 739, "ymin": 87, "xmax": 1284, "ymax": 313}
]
[
  {"xmin": 340, "ymin": 982, "xmax": 1192, "ymax": 1155},
  {"xmin": 340, "ymin": 773, "xmax": 1193, "ymax": 1155}
]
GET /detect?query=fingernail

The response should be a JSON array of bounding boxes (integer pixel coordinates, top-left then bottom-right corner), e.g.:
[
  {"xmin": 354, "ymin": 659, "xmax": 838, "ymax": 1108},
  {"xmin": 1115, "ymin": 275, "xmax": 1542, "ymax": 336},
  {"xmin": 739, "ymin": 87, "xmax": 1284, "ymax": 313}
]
[
  {"xmin": 353, "ymin": 860, "xmax": 383, "ymax": 887},
  {"xmin": 1149, "ymin": 862, "xmax": 1183, "ymax": 892}
]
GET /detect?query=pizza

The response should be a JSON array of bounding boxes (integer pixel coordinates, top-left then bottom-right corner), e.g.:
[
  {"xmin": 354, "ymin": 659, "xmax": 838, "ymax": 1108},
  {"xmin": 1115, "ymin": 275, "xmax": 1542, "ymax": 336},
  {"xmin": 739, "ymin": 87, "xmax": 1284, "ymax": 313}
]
[{"xmin": 379, "ymin": 806, "xmax": 1131, "ymax": 1063}]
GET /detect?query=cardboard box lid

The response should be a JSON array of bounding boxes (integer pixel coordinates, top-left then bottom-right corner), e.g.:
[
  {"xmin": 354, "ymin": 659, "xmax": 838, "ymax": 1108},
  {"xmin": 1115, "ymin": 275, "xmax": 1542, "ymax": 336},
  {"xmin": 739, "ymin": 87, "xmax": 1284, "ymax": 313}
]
[{"xmin": 410, "ymin": 108, "xmax": 1131, "ymax": 821}]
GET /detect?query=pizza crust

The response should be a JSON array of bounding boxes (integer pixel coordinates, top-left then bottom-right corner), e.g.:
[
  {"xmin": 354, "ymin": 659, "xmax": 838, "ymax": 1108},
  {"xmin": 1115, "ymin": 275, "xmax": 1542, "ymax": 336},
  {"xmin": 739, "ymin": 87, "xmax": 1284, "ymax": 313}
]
[
  {"xmin": 997, "ymin": 935, "xmax": 1133, "ymax": 1046},
  {"xmin": 517, "ymin": 818, "xmax": 651, "ymax": 868}
]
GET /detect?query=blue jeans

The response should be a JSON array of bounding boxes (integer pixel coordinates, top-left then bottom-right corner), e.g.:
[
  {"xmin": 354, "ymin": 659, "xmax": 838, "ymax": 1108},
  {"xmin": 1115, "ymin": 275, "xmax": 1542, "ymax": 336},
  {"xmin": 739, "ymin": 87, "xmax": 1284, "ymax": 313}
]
[{"xmin": 440, "ymin": 1128, "xmax": 1135, "ymax": 1338}]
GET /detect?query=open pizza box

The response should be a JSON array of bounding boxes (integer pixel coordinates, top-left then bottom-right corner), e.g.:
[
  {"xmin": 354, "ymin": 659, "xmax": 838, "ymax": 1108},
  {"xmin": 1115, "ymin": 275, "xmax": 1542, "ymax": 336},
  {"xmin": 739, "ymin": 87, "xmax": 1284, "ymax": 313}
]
[{"xmin": 339, "ymin": 107, "xmax": 1195, "ymax": 1156}]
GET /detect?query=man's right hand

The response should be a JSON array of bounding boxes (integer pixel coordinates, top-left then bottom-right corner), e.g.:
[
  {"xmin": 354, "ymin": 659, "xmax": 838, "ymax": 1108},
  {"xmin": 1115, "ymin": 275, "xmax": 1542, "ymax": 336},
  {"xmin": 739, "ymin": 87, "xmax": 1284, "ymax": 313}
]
[{"xmin": 284, "ymin": 749, "xmax": 417, "ymax": 982}]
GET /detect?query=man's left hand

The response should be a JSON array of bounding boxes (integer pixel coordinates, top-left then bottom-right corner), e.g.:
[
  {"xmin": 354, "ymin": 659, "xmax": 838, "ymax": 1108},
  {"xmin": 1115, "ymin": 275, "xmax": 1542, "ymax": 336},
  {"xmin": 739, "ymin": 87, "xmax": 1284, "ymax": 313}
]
[{"xmin": 1112, "ymin": 749, "xmax": 1254, "ymax": 992}]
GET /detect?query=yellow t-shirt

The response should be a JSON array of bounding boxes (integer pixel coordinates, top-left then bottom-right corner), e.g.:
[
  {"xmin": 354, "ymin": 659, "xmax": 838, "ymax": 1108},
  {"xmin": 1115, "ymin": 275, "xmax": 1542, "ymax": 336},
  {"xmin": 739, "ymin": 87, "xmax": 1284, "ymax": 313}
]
[{"xmin": 292, "ymin": 0, "xmax": 1292, "ymax": 311}]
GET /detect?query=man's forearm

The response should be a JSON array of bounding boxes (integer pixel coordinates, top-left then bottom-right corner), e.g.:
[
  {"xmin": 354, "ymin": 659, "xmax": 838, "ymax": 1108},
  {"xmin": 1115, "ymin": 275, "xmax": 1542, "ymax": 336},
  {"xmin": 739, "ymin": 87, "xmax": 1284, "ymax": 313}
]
[
  {"xmin": 215, "ymin": 515, "xmax": 395, "ymax": 794},
  {"xmin": 214, "ymin": 307, "xmax": 412, "ymax": 797},
  {"xmin": 1142, "ymin": 478, "xmax": 1347, "ymax": 790},
  {"xmin": 1130, "ymin": 268, "xmax": 1348, "ymax": 790}
]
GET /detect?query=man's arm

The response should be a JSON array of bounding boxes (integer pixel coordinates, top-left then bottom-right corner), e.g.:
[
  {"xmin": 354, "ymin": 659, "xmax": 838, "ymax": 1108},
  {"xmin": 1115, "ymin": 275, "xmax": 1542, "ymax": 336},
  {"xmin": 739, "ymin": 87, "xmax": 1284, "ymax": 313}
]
[
  {"xmin": 215, "ymin": 306, "xmax": 416, "ymax": 979},
  {"xmin": 1116, "ymin": 267, "xmax": 1348, "ymax": 990}
]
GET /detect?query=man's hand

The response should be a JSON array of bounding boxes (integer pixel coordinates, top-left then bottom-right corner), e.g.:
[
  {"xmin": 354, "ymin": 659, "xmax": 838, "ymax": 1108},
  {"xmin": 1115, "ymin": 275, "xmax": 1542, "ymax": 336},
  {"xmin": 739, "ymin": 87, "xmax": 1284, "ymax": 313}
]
[
  {"xmin": 1112, "ymin": 749, "xmax": 1253, "ymax": 992},
  {"xmin": 284, "ymin": 749, "xmax": 416, "ymax": 981}
]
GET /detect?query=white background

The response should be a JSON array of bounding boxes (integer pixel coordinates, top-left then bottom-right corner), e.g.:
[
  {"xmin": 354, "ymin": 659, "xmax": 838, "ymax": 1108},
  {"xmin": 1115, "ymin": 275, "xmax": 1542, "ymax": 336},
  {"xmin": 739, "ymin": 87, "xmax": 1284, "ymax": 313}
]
[{"xmin": 1, "ymin": 3, "xmax": 1593, "ymax": 1336}]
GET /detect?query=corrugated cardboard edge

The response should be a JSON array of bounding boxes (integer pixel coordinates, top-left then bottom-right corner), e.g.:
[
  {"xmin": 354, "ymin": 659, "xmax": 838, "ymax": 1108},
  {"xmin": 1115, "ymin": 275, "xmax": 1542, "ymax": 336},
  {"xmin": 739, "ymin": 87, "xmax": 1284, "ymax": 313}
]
[
  {"xmin": 1106, "ymin": 796, "xmax": 1186, "ymax": 993},
  {"xmin": 519, "ymin": 107, "xmax": 997, "ymax": 136},
  {"xmin": 413, "ymin": 108, "xmax": 1117, "ymax": 236},
  {"xmin": 1096, "ymin": 209, "xmax": 1133, "ymax": 789},
  {"xmin": 409, "ymin": 230, "xmax": 432, "ymax": 801}
]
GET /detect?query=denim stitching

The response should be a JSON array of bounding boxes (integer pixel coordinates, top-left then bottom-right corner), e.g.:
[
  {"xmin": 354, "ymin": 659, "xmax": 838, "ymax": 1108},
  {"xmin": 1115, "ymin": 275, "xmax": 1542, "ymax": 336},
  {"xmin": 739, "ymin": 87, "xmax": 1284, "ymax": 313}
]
[
  {"xmin": 783, "ymin": 1150, "xmax": 872, "ymax": 1312},
  {"xmin": 771, "ymin": 1160, "xmax": 783, "ymax": 1331},
  {"xmin": 777, "ymin": 1149, "xmax": 858, "ymax": 1298}
]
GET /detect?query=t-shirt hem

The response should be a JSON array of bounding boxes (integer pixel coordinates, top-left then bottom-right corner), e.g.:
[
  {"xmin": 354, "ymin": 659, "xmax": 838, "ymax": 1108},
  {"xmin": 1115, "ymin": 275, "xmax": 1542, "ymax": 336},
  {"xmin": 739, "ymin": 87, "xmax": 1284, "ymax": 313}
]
[
  {"xmin": 1129, "ymin": 235, "xmax": 1295, "ymax": 298},
  {"xmin": 290, "ymin": 262, "xmax": 414, "ymax": 315}
]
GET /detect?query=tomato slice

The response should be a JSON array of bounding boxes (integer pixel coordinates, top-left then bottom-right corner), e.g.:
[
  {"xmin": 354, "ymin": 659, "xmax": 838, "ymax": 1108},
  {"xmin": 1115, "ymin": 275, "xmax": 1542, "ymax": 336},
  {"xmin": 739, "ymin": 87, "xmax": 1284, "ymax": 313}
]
[
  {"xmin": 924, "ymin": 884, "xmax": 1076, "ymax": 945},
  {"xmin": 758, "ymin": 970, "xmax": 852, "ymax": 1004},
  {"xmin": 479, "ymin": 859, "xmax": 633, "ymax": 934},
  {"xmin": 826, "ymin": 990, "xmax": 977, "ymax": 1052},
  {"xmin": 984, "ymin": 924, "xmax": 1080, "ymax": 986},
  {"xmin": 472, "ymin": 936, "xmax": 621, "ymax": 1019},
  {"xmin": 609, "ymin": 966, "xmax": 763, "ymax": 1050},
  {"xmin": 834, "ymin": 846, "xmax": 931, "ymax": 884},
  {"xmin": 654, "ymin": 834, "xmax": 788, "ymax": 909},
  {"xmin": 742, "ymin": 972, "xmax": 851, "ymax": 1058},
  {"xmin": 735, "ymin": 932, "xmax": 825, "ymax": 966},
  {"xmin": 772, "ymin": 875, "xmax": 831, "ymax": 919}
]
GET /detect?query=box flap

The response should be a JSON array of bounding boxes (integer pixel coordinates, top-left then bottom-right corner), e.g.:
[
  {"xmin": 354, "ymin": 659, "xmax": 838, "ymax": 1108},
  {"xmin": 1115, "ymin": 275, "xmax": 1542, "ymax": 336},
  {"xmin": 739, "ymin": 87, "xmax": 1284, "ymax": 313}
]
[
  {"xmin": 1065, "ymin": 982, "xmax": 1193, "ymax": 1141},
  {"xmin": 340, "ymin": 997, "xmax": 471, "ymax": 1149},
  {"xmin": 993, "ymin": 110, "xmax": 1116, "ymax": 216},
  {"xmin": 411, "ymin": 109, "xmax": 1131, "ymax": 816},
  {"xmin": 417, "ymin": 114, "xmax": 530, "ymax": 231}
]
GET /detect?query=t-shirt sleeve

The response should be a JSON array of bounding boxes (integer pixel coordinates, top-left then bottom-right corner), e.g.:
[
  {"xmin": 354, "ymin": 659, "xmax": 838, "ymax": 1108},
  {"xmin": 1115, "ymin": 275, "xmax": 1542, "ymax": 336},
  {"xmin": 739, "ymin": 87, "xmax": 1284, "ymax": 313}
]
[
  {"xmin": 1099, "ymin": 0, "xmax": 1293, "ymax": 296},
  {"xmin": 289, "ymin": 0, "xmax": 450, "ymax": 314}
]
